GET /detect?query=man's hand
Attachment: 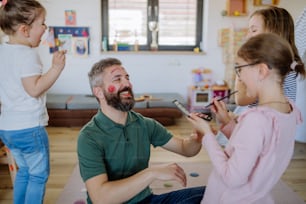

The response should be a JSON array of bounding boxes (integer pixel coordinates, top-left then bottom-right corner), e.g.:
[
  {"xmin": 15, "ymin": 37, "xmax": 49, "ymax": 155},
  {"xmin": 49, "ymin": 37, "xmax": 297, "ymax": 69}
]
[{"xmin": 149, "ymin": 163, "xmax": 187, "ymax": 187}]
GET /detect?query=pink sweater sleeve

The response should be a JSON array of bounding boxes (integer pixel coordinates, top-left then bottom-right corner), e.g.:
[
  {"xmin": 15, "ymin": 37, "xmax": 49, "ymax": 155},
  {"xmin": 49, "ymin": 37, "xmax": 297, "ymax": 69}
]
[
  {"xmin": 220, "ymin": 119, "xmax": 237, "ymax": 139},
  {"xmin": 203, "ymin": 112, "xmax": 269, "ymax": 187}
]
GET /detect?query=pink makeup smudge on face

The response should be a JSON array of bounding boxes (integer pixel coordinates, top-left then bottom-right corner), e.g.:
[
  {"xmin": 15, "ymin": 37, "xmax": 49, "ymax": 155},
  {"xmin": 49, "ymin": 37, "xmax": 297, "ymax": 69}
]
[{"xmin": 108, "ymin": 85, "xmax": 116, "ymax": 93}]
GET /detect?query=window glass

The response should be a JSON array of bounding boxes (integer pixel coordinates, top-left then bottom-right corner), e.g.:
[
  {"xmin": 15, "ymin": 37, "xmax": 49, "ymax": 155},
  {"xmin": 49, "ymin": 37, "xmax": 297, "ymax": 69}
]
[
  {"xmin": 158, "ymin": 0, "xmax": 197, "ymax": 46},
  {"xmin": 103, "ymin": 0, "xmax": 203, "ymax": 51},
  {"xmin": 108, "ymin": 0, "xmax": 147, "ymax": 45}
]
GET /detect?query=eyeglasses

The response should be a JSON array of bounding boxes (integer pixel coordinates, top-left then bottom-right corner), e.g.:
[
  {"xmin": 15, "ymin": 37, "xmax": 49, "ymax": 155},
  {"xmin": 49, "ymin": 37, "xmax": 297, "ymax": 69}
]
[{"xmin": 234, "ymin": 62, "xmax": 260, "ymax": 77}]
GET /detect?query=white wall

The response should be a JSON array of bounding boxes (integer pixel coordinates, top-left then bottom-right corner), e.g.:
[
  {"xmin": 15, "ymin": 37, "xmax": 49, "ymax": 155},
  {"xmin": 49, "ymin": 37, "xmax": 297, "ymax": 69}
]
[{"xmin": 38, "ymin": 0, "xmax": 306, "ymax": 100}]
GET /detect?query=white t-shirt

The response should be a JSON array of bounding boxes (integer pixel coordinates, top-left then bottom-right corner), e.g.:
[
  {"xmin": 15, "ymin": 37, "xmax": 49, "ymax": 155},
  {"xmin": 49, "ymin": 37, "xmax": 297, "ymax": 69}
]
[{"xmin": 0, "ymin": 43, "xmax": 48, "ymax": 130}]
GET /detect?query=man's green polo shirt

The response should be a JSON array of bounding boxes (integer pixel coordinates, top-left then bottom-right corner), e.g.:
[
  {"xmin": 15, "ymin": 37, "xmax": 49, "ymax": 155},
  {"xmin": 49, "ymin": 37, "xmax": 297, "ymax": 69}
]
[{"xmin": 77, "ymin": 109, "xmax": 173, "ymax": 204}]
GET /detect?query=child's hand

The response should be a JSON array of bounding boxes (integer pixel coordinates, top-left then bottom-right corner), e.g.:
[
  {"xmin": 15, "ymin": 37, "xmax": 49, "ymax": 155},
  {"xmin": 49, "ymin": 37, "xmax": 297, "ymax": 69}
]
[
  {"xmin": 52, "ymin": 50, "xmax": 66, "ymax": 71},
  {"xmin": 187, "ymin": 113, "xmax": 213, "ymax": 136},
  {"xmin": 210, "ymin": 99, "xmax": 232, "ymax": 126},
  {"xmin": 189, "ymin": 131, "xmax": 203, "ymax": 143}
]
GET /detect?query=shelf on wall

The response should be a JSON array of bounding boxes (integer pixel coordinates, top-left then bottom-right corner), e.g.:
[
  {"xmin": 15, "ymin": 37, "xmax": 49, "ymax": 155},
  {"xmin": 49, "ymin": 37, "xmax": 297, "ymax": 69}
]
[
  {"xmin": 253, "ymin": 0, "xmax": 279, "ymax": 6},
  {"xmin": 226, "ymin": 0, "xmax": 247, "ymax": 16},
  {"xmin": 100, "ymin": 51, "xmax": 207, "ymax": 56}
]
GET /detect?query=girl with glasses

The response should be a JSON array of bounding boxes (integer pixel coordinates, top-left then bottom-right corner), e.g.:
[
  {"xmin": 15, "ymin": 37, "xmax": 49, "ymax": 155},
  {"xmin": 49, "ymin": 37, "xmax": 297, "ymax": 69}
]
[
  {"xmin": 187, "ymin": 33, "xmax": 302, "ymax": 204},
  {"xmin": 216, "ymin": 6, "xmax": 306, "ymax": 146}
]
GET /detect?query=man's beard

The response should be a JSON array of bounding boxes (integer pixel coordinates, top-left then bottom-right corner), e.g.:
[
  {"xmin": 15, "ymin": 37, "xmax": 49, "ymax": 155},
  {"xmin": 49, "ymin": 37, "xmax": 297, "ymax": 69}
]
[{"xmin": 103, "ymin": 87, "xmax": 135, "ymax": 112}]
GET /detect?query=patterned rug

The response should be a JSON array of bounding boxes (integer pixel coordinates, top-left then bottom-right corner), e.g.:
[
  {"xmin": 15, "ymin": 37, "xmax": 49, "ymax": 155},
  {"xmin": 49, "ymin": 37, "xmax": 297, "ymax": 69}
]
[{"xmin": 57, "ymin": 162, "xmax": 305, "ymax": 204}]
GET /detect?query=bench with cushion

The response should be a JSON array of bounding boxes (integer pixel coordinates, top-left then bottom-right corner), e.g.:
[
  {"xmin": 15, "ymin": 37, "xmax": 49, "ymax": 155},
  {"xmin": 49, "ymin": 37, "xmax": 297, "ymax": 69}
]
[{"xmin": 46, "ymin": 93, "xmax": 186, "ymax": 127}]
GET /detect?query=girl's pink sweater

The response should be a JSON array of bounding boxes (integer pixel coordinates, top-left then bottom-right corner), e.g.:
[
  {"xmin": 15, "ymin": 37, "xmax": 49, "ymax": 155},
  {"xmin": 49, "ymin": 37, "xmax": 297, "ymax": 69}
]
[{"xmin": 201, "ymin": 101, "xmax": 302, "ymax": 204}]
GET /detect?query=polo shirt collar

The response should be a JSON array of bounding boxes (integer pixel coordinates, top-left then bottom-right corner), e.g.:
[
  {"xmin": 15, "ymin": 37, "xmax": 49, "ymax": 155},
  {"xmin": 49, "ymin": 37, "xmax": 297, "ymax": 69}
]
[{"xmin": 95, "ymin": 108, "xmax": 139, "ymax": 129}]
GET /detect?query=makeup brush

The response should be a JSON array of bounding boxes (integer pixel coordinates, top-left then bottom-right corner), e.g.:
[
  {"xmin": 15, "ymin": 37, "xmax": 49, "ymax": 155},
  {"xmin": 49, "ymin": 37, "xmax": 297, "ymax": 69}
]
[{"xmin": 204, "ymin": 90, "xmax": 238, "ymax": 108}]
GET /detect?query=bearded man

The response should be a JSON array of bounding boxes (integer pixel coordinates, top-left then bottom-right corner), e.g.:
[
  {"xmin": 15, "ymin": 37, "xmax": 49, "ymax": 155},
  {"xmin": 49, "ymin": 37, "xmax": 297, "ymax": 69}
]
[{"xmin": 77, "ymin": 58, "xmax": 205, "ymax": 204}]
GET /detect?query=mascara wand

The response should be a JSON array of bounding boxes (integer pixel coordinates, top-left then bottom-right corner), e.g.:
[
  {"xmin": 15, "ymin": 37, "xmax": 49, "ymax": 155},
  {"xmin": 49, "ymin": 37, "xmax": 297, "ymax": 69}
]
[{"xmin": 204, "ymin": 90, "xmax": 238, "ymax": 108}]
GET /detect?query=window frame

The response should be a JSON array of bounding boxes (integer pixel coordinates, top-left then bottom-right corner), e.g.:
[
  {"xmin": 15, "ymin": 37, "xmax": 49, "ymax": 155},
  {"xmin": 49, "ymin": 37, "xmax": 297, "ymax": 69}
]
[{"xmin": 101, "ymin": 0, "xmax": 204, "ymax": 51}]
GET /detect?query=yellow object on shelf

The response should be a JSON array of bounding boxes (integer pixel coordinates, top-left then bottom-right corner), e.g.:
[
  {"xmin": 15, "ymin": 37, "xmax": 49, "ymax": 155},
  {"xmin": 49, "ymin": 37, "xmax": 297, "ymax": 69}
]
[
  {"xmin": 193, "ymin": 47, "xmax": 200, "ymax": 53},
  {"xmin": 253, "ymin": 0, "xmax": 279, "ymax": 6},
  {"xmin": 234, "ymin": 11, "xmax": 240, "ymax": 16},
  {"xmin": 226, "ymin": 0, "xmax": 247, "ymax": 16}
]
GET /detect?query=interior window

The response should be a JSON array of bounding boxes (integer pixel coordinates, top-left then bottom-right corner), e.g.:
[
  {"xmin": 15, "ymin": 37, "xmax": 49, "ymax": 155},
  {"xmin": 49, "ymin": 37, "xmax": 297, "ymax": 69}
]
[{"xmin": 101, "ymin": 0, "xmax": 204, "ymax": 51}]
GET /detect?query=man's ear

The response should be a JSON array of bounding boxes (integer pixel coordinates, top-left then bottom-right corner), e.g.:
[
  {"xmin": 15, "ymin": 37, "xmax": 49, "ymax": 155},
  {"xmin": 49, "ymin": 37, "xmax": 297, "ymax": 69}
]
[{"xmin": 93, "ymin": 86, "xmax": 104, "ymax": 99}]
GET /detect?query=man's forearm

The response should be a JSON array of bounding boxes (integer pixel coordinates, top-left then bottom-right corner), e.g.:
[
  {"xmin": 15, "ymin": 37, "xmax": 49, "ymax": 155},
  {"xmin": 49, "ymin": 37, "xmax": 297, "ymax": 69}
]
[
  {"xmin": 88, "ymin": 169, "xmax": 154, "ymax": 204},
  {"xmin": 181, "ymin": 137, "xmax": 202, "ymax": 157}
]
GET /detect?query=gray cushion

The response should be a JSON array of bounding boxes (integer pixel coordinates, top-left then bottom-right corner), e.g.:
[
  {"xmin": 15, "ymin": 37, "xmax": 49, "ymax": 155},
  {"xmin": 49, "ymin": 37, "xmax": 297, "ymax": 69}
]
[
  {"xmin": 67, "ymin": 95, "xmax": 99, "ymax": 110},
  {"xmin": 133, "ymin": 100, "xmax": 148, "ymax": 109},
  {"xmin": 47, "ymin": 93, "xmax": 185, "ymax": 110},
  {"xmin": 135, "ymin": 93, "xmax": 186, "ymax": 108},
  {"xmin": 67, "ymin": 94, "xmax": 148, "ymax": 110},
  {"xmin": 46, "ymin": 94, "xmax": 70, "ymax": 109}
]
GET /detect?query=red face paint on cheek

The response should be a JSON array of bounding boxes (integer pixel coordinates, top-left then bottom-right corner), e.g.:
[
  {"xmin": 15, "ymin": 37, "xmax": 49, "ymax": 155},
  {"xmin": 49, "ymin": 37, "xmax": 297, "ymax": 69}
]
[{"xmin": 107, "ymin": 85, "xmax": 116, "ymax": 93}]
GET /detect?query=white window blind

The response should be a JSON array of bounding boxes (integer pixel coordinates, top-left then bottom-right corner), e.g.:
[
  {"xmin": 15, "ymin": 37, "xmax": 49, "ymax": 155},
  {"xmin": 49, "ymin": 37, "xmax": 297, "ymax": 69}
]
[
  {"xmin": 158, "ymin": 0, "xmax": 197, "ymax": 45},
  {"xmin": 108, "ymin": 0, "xmax": 147, "ymax": 45}
]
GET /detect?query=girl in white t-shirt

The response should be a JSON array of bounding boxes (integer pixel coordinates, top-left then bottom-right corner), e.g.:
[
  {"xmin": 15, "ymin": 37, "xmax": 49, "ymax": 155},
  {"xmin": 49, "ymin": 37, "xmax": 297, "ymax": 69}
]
[{"xmin": 0, "ymin": 1, "xmax": 66, "ymax": 203}]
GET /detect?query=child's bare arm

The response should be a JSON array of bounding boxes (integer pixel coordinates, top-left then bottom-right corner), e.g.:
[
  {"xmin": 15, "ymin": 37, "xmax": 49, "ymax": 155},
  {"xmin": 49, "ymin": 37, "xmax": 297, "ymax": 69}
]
[{"xmin": 22, "ymin": 50, "xmax": 66, "ymax": 97}]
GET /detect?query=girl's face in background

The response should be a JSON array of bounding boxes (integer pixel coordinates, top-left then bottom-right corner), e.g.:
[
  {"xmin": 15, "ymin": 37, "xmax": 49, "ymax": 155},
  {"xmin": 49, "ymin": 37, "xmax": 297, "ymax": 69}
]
[{"xmin": 247, "ymin": 14, "xmax": 266, "ymax": 39}]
